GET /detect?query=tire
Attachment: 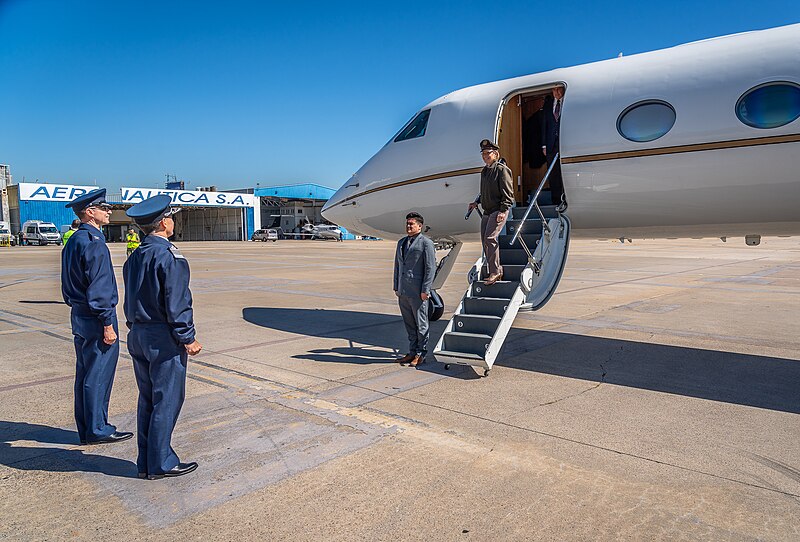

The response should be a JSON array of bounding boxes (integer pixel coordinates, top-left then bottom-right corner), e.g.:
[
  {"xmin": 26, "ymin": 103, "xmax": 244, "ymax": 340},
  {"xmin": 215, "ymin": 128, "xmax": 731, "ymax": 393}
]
[{"xmin": 428, "ymin": 291, "xmax": 444, "ymax": 321}]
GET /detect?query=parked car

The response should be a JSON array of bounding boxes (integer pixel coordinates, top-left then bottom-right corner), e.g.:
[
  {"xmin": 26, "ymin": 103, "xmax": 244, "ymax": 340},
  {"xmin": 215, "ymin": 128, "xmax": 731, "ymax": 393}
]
[
  {"xmin": 252, "ymin": 228, "xmax": 278, "ymax": 242},
  {"xmin": 21, "ymin": 220, "xmax": 62, "ymax": 246}
]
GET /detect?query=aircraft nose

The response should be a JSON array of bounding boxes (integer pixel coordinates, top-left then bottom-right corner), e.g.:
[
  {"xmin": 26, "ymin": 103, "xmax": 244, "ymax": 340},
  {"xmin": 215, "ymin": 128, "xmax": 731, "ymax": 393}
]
[{"xmin": 321, "ymin": 181, "xmax": 355, "ymax": 231}]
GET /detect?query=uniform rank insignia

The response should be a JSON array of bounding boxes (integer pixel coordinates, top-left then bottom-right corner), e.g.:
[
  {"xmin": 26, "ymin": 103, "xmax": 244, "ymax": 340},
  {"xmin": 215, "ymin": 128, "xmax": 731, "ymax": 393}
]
[{"xmin": 169, "ymin": 246, "xmax": 185, "ymax": 259}]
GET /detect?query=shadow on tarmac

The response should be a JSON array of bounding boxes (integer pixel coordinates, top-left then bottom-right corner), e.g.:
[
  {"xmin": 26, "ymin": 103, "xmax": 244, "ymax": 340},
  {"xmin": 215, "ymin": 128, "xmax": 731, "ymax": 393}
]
[
  {"xmin": 243, "ymin": 307, "xmax": 800, "ymax": 413},
  {"xmin": 0, "ymin": 421, "xmax": 137, "ymax": 478},
  {"xmin": 243, "ymin": 306, "xmax": 448, "ymax": 365}
]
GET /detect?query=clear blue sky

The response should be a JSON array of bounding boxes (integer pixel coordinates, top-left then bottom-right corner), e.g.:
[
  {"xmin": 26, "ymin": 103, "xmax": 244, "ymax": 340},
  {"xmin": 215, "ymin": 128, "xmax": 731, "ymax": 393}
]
[{"xmin": 1, "ymin": 0, "xmax": 797, "ymax": 191}]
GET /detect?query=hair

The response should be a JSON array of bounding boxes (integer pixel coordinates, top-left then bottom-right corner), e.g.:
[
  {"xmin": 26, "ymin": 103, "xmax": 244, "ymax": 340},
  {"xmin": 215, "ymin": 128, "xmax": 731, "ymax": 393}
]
[
  {"xmin": 71, "ymin": 219, "xmax": 81, "ymax": 228},
  {"xmin": 76, "ymin": 210, "xmax": 89, "ymax": 222},
  {"xmin": 139, "ymin": 222, "xmax": 160, "ymax": 235},
  {"xmin": 406, "ymin": 212, "xmax": 424, "ymax": 225}
]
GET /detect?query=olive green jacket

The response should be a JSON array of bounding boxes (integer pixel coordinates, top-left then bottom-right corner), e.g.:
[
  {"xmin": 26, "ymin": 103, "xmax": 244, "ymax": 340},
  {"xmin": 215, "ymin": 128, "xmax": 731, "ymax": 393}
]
[{"xmin": 479, "ymin": 160, "xmax": 514, "ymax": 214}]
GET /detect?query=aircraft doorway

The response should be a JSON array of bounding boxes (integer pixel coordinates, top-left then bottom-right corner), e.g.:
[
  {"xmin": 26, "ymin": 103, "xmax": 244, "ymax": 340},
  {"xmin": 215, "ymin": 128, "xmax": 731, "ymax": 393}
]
[{"xmin": 497, "ymin": 85, "xmax": 565, "ymax": 207}]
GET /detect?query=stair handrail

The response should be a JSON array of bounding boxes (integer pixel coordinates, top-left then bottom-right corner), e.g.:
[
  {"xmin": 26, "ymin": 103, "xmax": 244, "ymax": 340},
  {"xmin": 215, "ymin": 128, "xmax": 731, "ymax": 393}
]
[{"xmin": 509, "ymin": 152, "xmax": 560, "ymax": 246}]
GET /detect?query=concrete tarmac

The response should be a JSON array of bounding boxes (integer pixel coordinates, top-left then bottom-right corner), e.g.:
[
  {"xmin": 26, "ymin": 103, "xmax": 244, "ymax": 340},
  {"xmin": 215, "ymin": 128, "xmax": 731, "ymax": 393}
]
[{"xmin": 1, "ymin": 238, "xmax": 798, "ymax": 541}]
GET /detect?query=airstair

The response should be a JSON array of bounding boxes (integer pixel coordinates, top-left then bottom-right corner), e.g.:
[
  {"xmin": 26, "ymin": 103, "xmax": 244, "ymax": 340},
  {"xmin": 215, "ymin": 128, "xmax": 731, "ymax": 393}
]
[{"xmin": 433, "ymin": 156, "xmax": 570, "ymax": 376}]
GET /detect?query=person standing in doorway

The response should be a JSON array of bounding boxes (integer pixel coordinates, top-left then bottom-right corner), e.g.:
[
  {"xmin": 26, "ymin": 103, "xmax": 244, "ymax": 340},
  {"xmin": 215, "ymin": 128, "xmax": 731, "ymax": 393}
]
[
  {"xmin": 125, "ymin": 227, "xmax": 140, "ymax": 257},
  {"xmin": 62, "ymin": 188, "xmax": 132, "ymax": 446},
  {"xmin": 124, "ymin": 195, "xmax": 201, "ymax": 480},
  {"xmin": 541, "ymin": 86, "xmax": 565, "ymax": 204},
  {"xmin": 393, "ymin": 212, "xmax": 436, "ymax": 368},
  {"xmin": 468, "ymin": 139, "xmax": 514, "ymax": 285}
]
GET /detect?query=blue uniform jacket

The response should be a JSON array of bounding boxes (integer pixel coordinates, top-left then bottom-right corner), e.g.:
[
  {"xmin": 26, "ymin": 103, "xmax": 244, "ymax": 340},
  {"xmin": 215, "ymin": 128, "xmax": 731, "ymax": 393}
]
[
  {"xmin": 123, "ymin": 234, "xmax": 196, "ymax": 345},
  {"xmin": 61, "ymin": 223, "xmax": 118, "ymax": 326}
]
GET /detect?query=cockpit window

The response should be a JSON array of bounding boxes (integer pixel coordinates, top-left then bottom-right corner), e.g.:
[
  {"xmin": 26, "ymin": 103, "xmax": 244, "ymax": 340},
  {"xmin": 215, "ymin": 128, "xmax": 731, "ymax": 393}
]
[
  {"xmin": 394, "ymin": 109, "xmax": 431, "ymax": 142},
  {"xmin": 617, "ymin": 100, "xmax": 676, "ymax": 142},
  {"xmin": 736, "ymin": 82, "xmax": 800, "ymax": 129}
]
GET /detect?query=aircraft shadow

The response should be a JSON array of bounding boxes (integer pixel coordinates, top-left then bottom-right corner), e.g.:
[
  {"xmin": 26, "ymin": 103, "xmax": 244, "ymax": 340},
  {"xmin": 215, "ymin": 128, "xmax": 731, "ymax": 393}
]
[
  {"xmin": 243, "ymin": 308, "xmax": 800, "ymax": 413},
  {"xmin": 0, "ymin": 421, "xmax": 137, "ymax": 478}
]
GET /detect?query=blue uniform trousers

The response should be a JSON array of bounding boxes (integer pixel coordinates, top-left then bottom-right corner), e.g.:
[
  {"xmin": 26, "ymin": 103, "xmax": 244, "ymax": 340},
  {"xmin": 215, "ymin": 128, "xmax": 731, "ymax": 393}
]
[
  {"xmin": 398, "ymin": 294, "xmax": 430, "ymax": 356},
  {"xmin": 128, "ymin": 324, "xmax": 187, "ymax": 475},
  {"xmin": 71, "ymin": 313, "xmax": 119, "ymax": 441}
]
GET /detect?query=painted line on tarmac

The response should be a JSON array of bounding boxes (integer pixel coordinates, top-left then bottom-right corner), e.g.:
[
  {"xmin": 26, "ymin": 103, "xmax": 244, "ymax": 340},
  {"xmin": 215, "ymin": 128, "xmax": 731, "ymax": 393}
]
[{"xmin": 0, "ymin": 375, "xmax": 74, "ymax": 392}]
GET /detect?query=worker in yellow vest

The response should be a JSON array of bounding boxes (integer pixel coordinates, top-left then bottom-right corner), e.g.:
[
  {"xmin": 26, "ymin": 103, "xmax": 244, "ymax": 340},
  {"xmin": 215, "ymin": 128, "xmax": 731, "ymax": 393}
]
[
  {"xmin": 62, "ymin": 219, "xmax": 81, "ymax": 245},
  {"xmin": 126, "ymin": 227, "xmax": 141, "ymax": 257}
]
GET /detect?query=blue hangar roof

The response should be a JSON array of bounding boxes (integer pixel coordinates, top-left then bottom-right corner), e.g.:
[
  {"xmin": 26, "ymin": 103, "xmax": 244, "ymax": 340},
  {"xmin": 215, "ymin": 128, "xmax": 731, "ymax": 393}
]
[{"xmin": 254, "ymin": 183, "xmax": 337, "ymax": 201}]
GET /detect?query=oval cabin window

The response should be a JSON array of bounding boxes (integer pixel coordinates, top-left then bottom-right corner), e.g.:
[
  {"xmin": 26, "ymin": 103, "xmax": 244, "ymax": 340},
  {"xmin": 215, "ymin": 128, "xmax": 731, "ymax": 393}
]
[
  {"xmin": 736, "ymin": 82, "xmax": 800, "ymax": 129},
  {"xmin": 617, "ymin": 101, "xmax": 676, "ymax": 142}
]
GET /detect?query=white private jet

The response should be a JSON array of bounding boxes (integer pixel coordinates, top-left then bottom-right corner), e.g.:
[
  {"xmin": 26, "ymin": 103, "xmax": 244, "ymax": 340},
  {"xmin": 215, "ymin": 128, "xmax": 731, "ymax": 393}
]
[{"xmin": 321, "ymin": 23, "xmax": 800, "ymax": 375}]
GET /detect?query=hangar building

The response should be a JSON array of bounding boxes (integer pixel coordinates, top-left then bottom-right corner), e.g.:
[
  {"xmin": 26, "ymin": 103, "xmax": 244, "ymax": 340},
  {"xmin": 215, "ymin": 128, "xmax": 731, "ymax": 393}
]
[{"xmin": 255, "ymin": 183, "xmax": 335, "ymax": 233}]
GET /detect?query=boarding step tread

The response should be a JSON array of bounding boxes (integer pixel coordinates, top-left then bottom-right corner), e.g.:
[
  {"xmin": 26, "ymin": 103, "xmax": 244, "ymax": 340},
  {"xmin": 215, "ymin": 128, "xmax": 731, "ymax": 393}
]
[
  {"xmin": 433, "ymin": 350, "xmax": 485, "ymax": 361},
  {"xmin": 510, "ymin": 205, "xmax": 560, "ymax": 219},
  {"xmin": 454, "ymin": 314, "xmax": 501, "ymax": 321},
  {"xmin": 445, "ymin": 331, "xmax": 493, "ymax": 340},
  {"xmin": 471, "ymin": 280, "xmax": 520, "ymax": 300},
  {"xmin": 466, "ymin": 296, "xmax": 511, "ymax": 302},
  {"xmin": 499, "ymin": 233, "xmax": 541, "ymax": 247}
]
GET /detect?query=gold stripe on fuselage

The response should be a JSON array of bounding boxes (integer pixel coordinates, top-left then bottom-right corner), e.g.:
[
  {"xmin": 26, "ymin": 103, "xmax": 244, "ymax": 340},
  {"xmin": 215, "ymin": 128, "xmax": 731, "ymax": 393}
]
[
  {"xmin": 326, "ymin": 133, "xmax": 800, "ymax": 210},
  {"xmin": 328, "ymin": 167, "xmax": 483, "ymax": 209},
  {"xmin": 561, "ymin": 133, "xmax": 800, "ymax": 164}
]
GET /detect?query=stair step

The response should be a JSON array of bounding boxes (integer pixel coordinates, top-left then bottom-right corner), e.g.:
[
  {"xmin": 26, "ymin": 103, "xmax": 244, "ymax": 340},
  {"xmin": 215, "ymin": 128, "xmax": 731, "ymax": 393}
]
[
  {"xmin": 499, "ymin": 248, "xmax": 529, "ymax": 266},
  {"xmin": 433, "ymin": 350, "xmax": 484, "ymax": 362},
  {"xmin": 471, "ymin": 280, "xmax": 519, "ymax": 299},
  {"xmin": 499, "ymin": 265, "xmax": 525, "ymax": 282},
  {"xmin": 453, "ymin": 314, "xmax": 502, "ymax": 335},
  {"xmin": 463, "ymin": 297, "xmax": 512, "ymax": 317},
  {"xmin": 511, "ymin": 205, "xmax": 559, "ymax": 220},
  {"xmin": 443, "ymin": 331, "xmax": 492, "ymax": 357},
  {"xmin": 499, "ymin": 233, "xmax": 541, "ymax": 248},
  {"xmin": 505, "ymin": 219, "xmax": 550, "ymax": 238}
]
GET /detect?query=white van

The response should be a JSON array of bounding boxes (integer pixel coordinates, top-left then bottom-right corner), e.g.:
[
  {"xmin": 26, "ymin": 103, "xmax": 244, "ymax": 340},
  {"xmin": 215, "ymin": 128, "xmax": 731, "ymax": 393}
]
[
  {"xmin": 22, "ymin": 220, "xmax": 62, "ymax": 246},
  {"xmin": 0, "ymin": 221, "xmax": 16, "ymax": 246}
]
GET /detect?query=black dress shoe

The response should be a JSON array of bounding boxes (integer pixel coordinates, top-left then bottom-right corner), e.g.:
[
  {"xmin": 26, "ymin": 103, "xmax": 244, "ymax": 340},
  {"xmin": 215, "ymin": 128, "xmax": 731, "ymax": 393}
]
[
  {"xmin": 137, "ymin": 473, "xmax": 147, "ymax": 479},
  {"xmin": 82, "ymin": 431, "xmax": 134, "ymax": 445},
  {"xmin": 147, "ymin": 462, "xmax": 198, "ymax": 480}
]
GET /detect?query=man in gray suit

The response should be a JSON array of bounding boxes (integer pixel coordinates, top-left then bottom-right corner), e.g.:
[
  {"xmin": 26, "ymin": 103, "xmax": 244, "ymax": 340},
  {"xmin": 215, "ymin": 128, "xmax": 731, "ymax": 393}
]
[{"xmin": 394, "ymin": 212, "xmax": 436, "ymax": 368}]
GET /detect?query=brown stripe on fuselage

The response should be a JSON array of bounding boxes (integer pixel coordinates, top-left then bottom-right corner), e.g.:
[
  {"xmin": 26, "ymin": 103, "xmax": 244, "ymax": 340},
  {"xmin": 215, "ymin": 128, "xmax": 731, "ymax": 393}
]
[
  {"xmin": 561, "ymin": 133, "xmax": 800, "ymax": 164},
  {"xmin": 326, "ymin": 167, "xmax": 483, "ymax": 210},
  {"xmin": 326, "ymin": 133, "xmax": 800, "ymax": 210}
]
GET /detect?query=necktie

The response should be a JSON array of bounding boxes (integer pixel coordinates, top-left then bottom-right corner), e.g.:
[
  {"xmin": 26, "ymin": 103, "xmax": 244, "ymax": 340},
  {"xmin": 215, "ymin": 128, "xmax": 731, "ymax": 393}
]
[
  {"xmin": 403, "ymin": 236, "xmax": 411, "ymax": 257},
  {"xmin": 554, "ymin": 100, "xmax": 561, "ymax": 121}
]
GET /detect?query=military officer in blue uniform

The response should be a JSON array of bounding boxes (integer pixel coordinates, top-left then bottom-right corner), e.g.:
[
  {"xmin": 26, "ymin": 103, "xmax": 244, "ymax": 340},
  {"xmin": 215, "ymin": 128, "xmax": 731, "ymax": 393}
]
[
  {"xmin": 62, "ymin": 188, "xmax": 133, "ymax": 445},
  {"xmin": 123, "ymin": 195, "xmax": 202, "ymax": 480}
]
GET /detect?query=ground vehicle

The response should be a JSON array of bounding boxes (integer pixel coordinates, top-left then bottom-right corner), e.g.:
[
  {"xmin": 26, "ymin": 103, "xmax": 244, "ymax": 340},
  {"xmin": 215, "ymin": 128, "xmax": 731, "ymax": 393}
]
[
  {"xmin": 0, "ymin": 221, "xmax": 16, "ymax": 246},
  {"xmin": 310, "ymin": 224, "xmax": 342, "ymax": 240},
  {"xmin": 21, "ymin": 221, "xmax": 62, "ymax": 246},
  {"xmin": 252, "ymin": 228, "xmax": 278, "ymax": 242}
]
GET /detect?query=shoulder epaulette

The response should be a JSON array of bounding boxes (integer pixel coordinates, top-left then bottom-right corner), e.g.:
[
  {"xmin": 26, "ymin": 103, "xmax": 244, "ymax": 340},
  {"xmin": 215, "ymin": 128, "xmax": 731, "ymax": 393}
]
[{"xmin": 169, "ymin": 245, "xmax": 185, "ymax": 259}]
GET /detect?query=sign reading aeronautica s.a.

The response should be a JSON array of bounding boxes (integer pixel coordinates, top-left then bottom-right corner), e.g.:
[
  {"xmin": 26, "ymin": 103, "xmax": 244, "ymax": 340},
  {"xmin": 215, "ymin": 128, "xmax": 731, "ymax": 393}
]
[
  {"xmin": 121, "ymin": 187, "xmax": 254, "ymax": 207},
  {"xmin": 19, "ymin": 182, "xmax": 98, "ymax": 202},
  {"xmin": 17, "ymin": 182, "xmax": 255, "ymax": 207}
]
